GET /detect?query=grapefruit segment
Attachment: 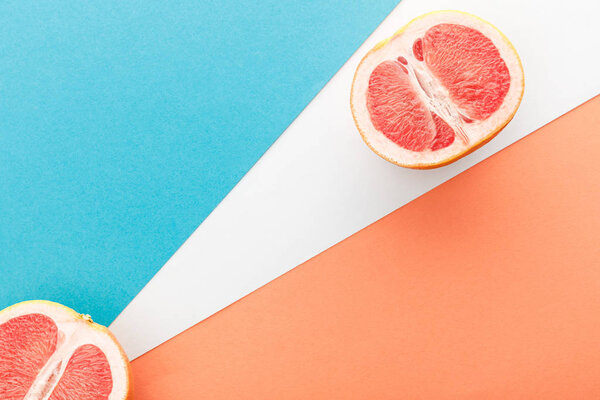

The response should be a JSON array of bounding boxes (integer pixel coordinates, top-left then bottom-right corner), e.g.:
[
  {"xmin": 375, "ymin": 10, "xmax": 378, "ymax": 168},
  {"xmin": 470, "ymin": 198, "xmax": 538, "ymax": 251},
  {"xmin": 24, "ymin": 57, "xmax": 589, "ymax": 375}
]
[
  {"xmin": 351, "ymin": 10, "xmax": 524, "ymax": 169},
  {"xmin": 367, "ymin": 60, "xmax": 435, "ymax": 151},
  {"xmin": 422, "ymin": 23, "xmax": 511, "ymax": 120},
  {"xmin": 0, "ymin": 314, "xmax": 58, "ymax": 400},
  {"xmin": 0, "ymin": 301, "xmax": 131, "ymax": 400},
  {"xmin": 430, "ymin": 112, "xmax": 456, "ymax": 151},
  {"xmin": 412, "ymin": 38, "xmax": 424, "ymax": 61},
  {"xmin": 49, "ymin": 345, "xmax": 112, "ymax": 400}
]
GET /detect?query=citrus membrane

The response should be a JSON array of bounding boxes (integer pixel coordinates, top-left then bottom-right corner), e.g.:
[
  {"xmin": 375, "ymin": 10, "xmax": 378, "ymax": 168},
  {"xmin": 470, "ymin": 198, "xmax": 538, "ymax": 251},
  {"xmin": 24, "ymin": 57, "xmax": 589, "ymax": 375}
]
[{"xmin": 351, "ymin": 11, "xmax": 524, "ymax": 168}]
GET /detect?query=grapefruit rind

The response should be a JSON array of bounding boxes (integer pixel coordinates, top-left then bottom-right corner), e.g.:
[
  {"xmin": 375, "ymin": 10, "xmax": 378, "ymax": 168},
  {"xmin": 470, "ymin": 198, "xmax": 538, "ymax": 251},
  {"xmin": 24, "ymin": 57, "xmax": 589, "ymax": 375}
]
[
  {"xmin": 350, "ymin": 10, "xmax": 524, "ymax": 169},
  {"xmin": 0, "ymin": 300, "xmax": 132, "ymax": 400}
]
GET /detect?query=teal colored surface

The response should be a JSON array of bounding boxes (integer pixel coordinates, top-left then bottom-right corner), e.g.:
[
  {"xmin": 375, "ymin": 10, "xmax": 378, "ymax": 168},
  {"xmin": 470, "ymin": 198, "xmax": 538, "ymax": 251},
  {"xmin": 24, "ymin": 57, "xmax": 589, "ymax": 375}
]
[{"xmin": 0, "ymin": 1, "xmax": 399, "ymax": 325}]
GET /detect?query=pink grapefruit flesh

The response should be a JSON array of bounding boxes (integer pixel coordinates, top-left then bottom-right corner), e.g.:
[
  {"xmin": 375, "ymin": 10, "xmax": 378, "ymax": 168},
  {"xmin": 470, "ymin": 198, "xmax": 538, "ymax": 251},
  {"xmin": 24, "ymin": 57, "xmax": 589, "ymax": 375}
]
[
  {"xmin": 48, "ymin": 345, "xmax": 113, "ymax": 400},
  {"xmin": 0, "ymin": 314, "xmax": 58, "ymax": 400},
  {"xmin": 367, "ymin": 60, "xmax": 436, "ymax": 152},
  {"xmin": 351, "ymin": 11, "xmax": 524, "ymax": 169},
  {"xmin": 0, "ymin": 301, "xmax": 131, "ymax": 400},
  {"xmin": 422, "ymin": 23, "xmax": 511, "ymax": 121}
]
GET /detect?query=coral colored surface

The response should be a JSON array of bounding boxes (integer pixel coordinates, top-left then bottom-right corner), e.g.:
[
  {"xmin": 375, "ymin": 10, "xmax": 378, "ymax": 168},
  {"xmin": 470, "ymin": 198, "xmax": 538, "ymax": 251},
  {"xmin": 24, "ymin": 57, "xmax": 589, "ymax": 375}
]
[{"xmin": 131, "ymin": 97, "xmax": 600, "ymax": 399}]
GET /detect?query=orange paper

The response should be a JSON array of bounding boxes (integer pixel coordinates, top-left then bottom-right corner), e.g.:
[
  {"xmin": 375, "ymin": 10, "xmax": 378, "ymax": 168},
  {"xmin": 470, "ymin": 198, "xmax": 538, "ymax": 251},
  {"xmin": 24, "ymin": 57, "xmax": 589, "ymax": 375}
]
[{"xmin": 131, "ymin": 96, "xmax": 600, "ymax": 399}]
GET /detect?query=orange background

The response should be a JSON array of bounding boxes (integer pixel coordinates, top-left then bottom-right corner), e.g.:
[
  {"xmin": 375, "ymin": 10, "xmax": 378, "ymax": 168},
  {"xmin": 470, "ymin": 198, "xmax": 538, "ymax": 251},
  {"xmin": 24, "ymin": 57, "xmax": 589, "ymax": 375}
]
[{"xmin": 131, "ymin": 97, "xmax": 600, "ymax": 399}]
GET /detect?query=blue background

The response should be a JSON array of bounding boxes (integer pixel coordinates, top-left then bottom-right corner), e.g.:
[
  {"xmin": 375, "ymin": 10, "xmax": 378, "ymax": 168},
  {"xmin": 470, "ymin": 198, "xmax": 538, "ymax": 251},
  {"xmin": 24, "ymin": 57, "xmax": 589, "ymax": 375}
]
[{"xmin": 0, "ymin": 1, "xmax": 399, "ymax": 325}]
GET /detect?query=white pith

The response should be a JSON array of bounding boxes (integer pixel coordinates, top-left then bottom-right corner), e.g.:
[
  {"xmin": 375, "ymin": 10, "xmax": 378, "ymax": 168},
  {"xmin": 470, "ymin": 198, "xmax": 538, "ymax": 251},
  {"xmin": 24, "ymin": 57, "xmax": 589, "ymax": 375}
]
[
  {"xmin": 0, "ymin": 301, "xmax": 129, "ymax": 400},
  {"xmin": 351, "ymin": 11, "xmax": 524, "ymax": 168}
]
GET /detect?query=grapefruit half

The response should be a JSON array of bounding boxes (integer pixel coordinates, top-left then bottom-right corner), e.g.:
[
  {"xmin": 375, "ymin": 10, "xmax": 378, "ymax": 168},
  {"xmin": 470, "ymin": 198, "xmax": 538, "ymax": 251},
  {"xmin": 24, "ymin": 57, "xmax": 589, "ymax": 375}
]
[
  {"xmin": 0, "ymin": 300, "xmax": 132, "ymax": 400},
  {"xmin": 351, "ymin": 10, "xmax": 524, "ymax": 169}
]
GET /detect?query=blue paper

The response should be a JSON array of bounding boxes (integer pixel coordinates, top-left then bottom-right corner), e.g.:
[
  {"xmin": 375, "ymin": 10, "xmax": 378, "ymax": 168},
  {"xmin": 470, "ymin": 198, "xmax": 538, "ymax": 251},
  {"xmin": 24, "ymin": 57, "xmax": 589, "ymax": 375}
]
[{"xmin": 0, "ymin": 1, "xmax": 399, "ymax": 324}]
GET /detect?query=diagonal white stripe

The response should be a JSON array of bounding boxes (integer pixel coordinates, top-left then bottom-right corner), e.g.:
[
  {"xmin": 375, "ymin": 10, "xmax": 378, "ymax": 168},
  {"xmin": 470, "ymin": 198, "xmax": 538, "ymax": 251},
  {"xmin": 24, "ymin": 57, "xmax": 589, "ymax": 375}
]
[{"xmin": 111, "ymin": 0, "xmax": 600, "ymax": 360}]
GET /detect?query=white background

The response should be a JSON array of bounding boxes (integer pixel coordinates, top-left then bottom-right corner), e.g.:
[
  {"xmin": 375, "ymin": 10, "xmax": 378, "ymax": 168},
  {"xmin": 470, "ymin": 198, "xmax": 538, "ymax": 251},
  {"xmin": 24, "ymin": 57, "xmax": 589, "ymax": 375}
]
[{"xmin": 111, "ymin": 0, "xmax": 600, "ymax": 359}]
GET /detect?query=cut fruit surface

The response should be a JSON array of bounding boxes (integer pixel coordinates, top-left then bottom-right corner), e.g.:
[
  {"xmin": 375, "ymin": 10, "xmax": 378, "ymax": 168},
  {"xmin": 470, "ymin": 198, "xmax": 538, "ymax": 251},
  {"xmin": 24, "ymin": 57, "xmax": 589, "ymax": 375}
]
[
  {"xmin": 0, "ymin": 301, "xmax": 131, "ymax": 400},
  {"xmin": 0, "ymin": 314, "xmax": 57, "ymax": 400},
  {"xmin": 367, "ymin": 60, "xmax": 436, "ymax": 151},
  {"xmin": 423, "ymin": 23, "xmax": 511, "ymax": 121},
  {"xmin": 351, "ymin": 10, "xmax": 524, "ymax": 169}
]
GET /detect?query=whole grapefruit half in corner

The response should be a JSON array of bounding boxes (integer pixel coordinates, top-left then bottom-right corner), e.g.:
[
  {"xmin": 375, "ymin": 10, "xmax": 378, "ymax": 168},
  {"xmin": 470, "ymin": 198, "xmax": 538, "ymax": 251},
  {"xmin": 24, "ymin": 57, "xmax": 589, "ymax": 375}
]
[
  {"xmin": 0, "ymin": 300, "xmax": 132, "ymax": 400},
  {"xmin": 351, "ymin": 10, "xmax": 524, "ymax": 169}
]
